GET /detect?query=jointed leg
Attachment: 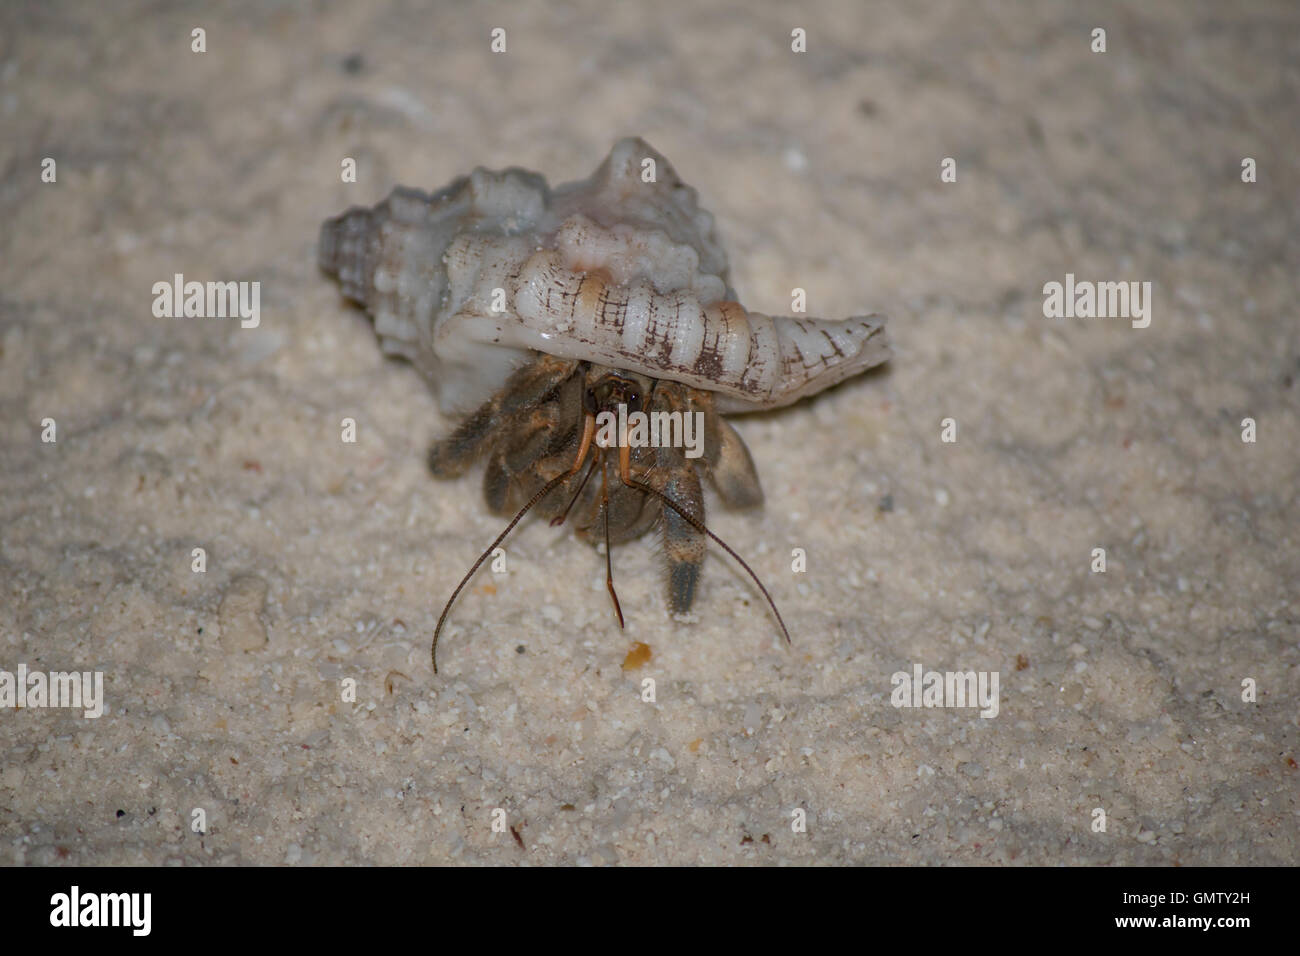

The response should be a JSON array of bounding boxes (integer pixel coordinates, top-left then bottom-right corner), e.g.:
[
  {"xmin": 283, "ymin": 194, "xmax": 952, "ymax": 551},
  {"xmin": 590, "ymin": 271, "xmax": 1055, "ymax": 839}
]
[
  {"xmin": 650, "ymin": 443, "xmax": 707, "ymax": 614},
  {"xmin": 707, "ymin": 415, "xmax": 763, "ymax": 509},
  {"xmin": 429, "ymin": 355, "xmax": 580, "ymax": 478},
  {"xmin": 690, "ymin": 388, "xmax": 763, "ymax": 509}
]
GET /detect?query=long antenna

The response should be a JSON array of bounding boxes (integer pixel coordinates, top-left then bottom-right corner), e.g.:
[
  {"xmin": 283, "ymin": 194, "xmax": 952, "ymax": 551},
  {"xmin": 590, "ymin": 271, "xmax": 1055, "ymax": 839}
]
[
  {"xmin": 430, "ymin": 407, "xmax": 791, "ymax": 673},
  {"xmin": 621, "ymin": 473, "xmax": 791, "ymax": 646},
  {"xmin": 431, "ymin": 468, "xmax": 573, "ymax": 673},
  {"xmin": 600, "ymin": 457, "xmax": 625, "ymax": 628}
]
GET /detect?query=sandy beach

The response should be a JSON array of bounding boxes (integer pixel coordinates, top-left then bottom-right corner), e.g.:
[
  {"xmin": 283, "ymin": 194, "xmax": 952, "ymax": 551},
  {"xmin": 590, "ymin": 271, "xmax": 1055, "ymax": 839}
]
[{"xmin": 1, "ymin": 0, "xmax": 1296, "ymax": 865}]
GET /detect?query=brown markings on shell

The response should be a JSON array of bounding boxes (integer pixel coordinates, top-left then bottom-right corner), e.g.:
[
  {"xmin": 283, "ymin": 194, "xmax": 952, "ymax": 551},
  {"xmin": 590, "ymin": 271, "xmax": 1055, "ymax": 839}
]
[{"xmin": 320, "ymin": 137, "xmax": 890, "ymax": 415}]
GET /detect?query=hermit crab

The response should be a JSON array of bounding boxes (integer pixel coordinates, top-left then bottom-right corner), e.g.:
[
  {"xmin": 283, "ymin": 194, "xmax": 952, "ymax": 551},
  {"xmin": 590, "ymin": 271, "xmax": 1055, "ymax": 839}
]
[{"xmin": 319, "ymin": 137, "xmax": 890, "ymax": 672}]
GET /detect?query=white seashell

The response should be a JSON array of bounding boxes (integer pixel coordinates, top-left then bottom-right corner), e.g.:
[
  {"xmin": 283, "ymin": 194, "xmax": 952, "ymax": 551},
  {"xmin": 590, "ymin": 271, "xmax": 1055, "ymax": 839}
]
[{"xmin": 319, "ymin": 137, "xmax": 889, "ymax": 414}]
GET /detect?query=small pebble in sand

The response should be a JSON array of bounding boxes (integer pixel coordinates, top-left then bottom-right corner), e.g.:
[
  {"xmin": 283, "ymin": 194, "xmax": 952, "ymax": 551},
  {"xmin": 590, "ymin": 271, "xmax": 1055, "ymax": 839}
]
[{"xmin": 622, "ymin": 642, "xmax": 652, "ymax": 671}]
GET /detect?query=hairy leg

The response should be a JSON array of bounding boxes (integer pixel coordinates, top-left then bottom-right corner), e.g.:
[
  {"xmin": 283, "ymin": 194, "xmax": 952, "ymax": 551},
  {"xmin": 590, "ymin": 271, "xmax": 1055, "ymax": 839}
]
[
  {"xmin": 652, "ymin": 443, "xmax": 707, "ymax": 613},
  {"xmin": 429, "ymin": 355, "xmax": 580, "ymax": 478},
  {"xmin": 483, "ymin": 375, "xmax": 587, "ymax": 515},
  {"xmin": 639, "ymin": 384, "xmax": 708, "ymax": 613}
]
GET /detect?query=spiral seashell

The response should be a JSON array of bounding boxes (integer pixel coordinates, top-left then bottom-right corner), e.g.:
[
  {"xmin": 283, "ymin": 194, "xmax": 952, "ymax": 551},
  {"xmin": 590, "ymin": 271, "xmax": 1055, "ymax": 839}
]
[{"xmin": 320, "ymin": 137, "xmax": 889, "ymax": 414}]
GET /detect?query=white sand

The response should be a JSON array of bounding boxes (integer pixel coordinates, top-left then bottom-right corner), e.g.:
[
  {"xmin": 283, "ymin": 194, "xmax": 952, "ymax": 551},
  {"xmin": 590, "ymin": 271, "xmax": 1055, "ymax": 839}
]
[{"xmin": 1, "ymin": 0, "xmax": 1296, "ymax": 864}]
